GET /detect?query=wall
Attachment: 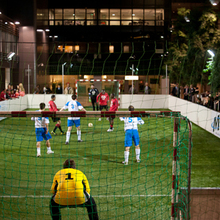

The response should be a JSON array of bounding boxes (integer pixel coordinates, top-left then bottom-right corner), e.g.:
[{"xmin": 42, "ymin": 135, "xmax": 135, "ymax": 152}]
[
  {"xmin": 168, "ymin": 96, "xmax": 220, "ymax": 139},
  {"xmin": 26, "ymin": 94, "xmax": 72, "ymax": 109},
  {"xmin": 0, "ymin": 96, "xmax": 28, "ymax": 121},
  {"xmin": 0, "ymin": 94, "xmax": 219, "ymax": 138},
  {"xmin": 120, "ymin": 94, "xmax": 169, "ymax": 109}
]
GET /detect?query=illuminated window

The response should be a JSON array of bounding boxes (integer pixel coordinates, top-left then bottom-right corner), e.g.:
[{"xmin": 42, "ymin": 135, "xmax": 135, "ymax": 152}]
[
  {"xmin": 87, "ymin": 9, "xmax": 96, "ymax": 19},
  {"xmin": 55, "ymin": 21, "xmax": 62, "ymax": 25},
  {"xmin": 156, "ymin": 9, "xmax": 164, "ymax": 20},
  {"xmin": 37, "ymin": 9, "xmax": 48, "ymax": 20},
  {"xmin": 64, "ymin": 9, "xmax": 74, "ymax": 25},
  {"xmin": 121, "ymin": 9, "xmax": 132, "ymax": 25},
  {"xmin": 87, "ymin": 9, "xmax": 96, "ymax": 25},
  {"xmin": 49, "ymin": 20, "xmax": 54, "ymax": 25},
  {"xmin": 49, "ymin": 9, "xmax": 55, "ymax": 19},
  {"xmin": 55, "ymin": 9, "xmax": 62, "ymax": 19},
  {"xmin": 110, "ymin": 9, "xmax": 120, "ymax": 20},
  {"xmin": 57, "ymin": 45, "xmax": 63, "ymax": 52},
  {"xmin": 109, "ymin": 45, "xmax": 114, "ymax": 53},
  {"xmin": 75, "ymin": 45, "xmax": 80, "ymax": 51},
  {"xmin": 144, "ymin": 9, "xmax": 155, "ymax": 26},
  {"xmin": 109, "ymin": 9, "xmax": 120, "ymax": 25},
  {"xmin": 75, "ymin": 9, "xmax": 85, "ymax": 20},
  {"xmin": 64, "ymin": 9, "xmax": 75, "ymax": 19},
  {"xmin": 156, "ymin": 9, "xmax": 164, "ymax": 26},
  {"xmin": 49, "ymin": 9, "xmax": 55, "ymax": 25},
  {"xmin": 99, "ymin": 9, "xmax": 109, "ymax": 25},
  {"xmin": 123, "ymin": 45, "xmax": 129, "ymax": 53},
  {"xmin": 65, "ymin": 46, "xmax": 73, "ymax": 53},
  {"xmin": 121, "ymin": 9, "xmax": 132, "ymax": 19},
  {"xmin": 133, "ymin": 9, "xmax": 143, "ymax": 26}
]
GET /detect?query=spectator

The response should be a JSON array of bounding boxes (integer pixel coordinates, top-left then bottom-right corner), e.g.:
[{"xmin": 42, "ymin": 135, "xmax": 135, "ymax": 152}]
[
  {"xmin": 194, "ymin": 87, "xmax": 199, "ymax": 95},
  {"xmin": 19, "ymin": 83, "xmax": 25, "ymax": 96},
  {"xmin": 144, "ymin": 82, "xmax": 151, "ymax": 94},
  {"xmin": 56, "ymin": 84, "xmax": 63, "ymax": 94},
  {"xmin": 171, "ymin": 83, "xmax": 180, "ymax": 97},
  {"xmin": 189, "ymin": 84, "xmax": 195, "ymax": 102},
  {"xmin": 34, "ymin": 85, "xmax": 41, "ymax": 94},
  {"xmin": 8, "ymin": 84, "xmax": 13, "ymax": 94},
  {"xmin": 10, "ymin": 90, "xmax": 16, "ymax": 99},
  {"xmin": 64, "ymin": 82, "xmax": 74, "ymax": 94},
  {"xmin": 214, "ymin": 93, "xmax": 220, "ymax": 111},
  {"xmin": 16, "ymin": 85, "xmax": 20, "ymax": 91},
  {"xmin": 43, "ymin": 86, "xmax": 47, "ymax": 94},
  {"xmin": 196, "ymin": 97, "xmax": 203, "ymax": 105},
  {"xmin": 0, "ymin": 89, "xmax": 6, "ymax": 101},
  {"xmin": 15, "ymin": 90, "xmax": 20, "ymax": 98},
  {"xmin": 184, "ymin": 85, "xmax": 189, "ymax": 100},
  {"xmin": 6, "ymin": 89, "xmax": 12, "ymax": 100},
  {"xmin": 43, "ymin": 85, "xmax": 52, "ymax": 94},
  {"xmin": 205, "ymin": 90, "xmax": 210, "ymax": 97},
  {"xmin": 46, "ymin": 85, "xmax": 52, "ymax": 94},
  {"xmin": 204, "ymin": 95, "xmax": 214, "ymax": 109}
]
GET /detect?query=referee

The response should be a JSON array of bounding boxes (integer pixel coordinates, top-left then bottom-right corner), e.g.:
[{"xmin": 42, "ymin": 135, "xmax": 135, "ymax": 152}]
[{"xmin": 50, "ymin": 159, "xmax": 99, "ymax": 220}]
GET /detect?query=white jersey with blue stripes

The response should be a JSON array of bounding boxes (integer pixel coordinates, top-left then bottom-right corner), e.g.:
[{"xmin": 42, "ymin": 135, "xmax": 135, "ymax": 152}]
[
  {"xmin": 120, "ymin": 117, "xmax": 144, "ymax": 131},
  {"xmin": 63, "ymin": 100, "xmax": 84, "ymax": 120},
  {"xmin": 31, "ymin": 110, "xmax": 49, "ymax": 128}
]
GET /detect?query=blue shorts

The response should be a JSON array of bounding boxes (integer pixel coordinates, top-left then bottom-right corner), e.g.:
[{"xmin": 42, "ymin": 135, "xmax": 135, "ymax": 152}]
[
  {"xmin": 67, "ymin": 119, "xmax": 80, "ymax": 128},
  {"xmin": 124, "ymin": 129, "xmax": 140, "ymax": 147},
  {"xmin": 35, "ymin": 128, "xmax": 52, "ymax": 142}
]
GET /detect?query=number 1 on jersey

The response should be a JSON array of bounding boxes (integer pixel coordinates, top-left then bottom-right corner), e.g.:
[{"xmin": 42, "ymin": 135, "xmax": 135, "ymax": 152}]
[{"xmin": 65, "ymin": 173, "xmax": 73, "ymax": 180}]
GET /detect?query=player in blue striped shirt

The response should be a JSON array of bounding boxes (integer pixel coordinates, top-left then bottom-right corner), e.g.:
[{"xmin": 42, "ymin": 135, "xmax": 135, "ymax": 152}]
[
  {"xmin": 31, "ymin": 103, "xmax": 54, "ymax": 157},
  {"xmin": 60, "ymin": 95, "xmax": 86, "ymax": 144},
  {"xmin": 120, "ymin": 105, "xmax": 144, "ymax": 165}
]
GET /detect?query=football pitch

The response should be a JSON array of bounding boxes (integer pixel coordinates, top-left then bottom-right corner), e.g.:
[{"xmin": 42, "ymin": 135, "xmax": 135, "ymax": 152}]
[{"xmin": 0, "ymin": 108, "xmax": 219, "ymax": 220}]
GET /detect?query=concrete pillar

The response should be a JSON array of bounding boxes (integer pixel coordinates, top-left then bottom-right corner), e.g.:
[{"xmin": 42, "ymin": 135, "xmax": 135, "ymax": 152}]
[{"xmin": 5, "ymin": 68, "xmax": 10, "ymax": 89}]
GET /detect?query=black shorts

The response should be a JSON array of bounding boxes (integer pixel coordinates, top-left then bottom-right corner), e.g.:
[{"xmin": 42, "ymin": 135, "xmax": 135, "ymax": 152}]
[
  {"xmin": 51, "ymin": 117, "xmax": 61, "ymax": 122},
  {"xmin": 100, "ymin": 105, "xmax": 108, "ymax": 111}
]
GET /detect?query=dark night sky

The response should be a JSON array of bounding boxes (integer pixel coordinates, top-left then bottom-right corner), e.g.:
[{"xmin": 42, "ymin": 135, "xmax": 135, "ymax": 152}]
[{"xmin": 0, "ymin": 0, "xmax": 34, "ymax": 26}]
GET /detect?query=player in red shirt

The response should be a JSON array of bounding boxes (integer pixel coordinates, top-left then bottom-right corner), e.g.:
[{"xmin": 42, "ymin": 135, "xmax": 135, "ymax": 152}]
[
  {"xmin": 107, "ymin": 93, "xmax": 119, "ymax": 132},
  {"xmin": 48, "ymin": 95, "xmax": 65, "ymax": 135},
  {"xmin": 96, "ymin": 89, "xmax": 109, "ymax": 121}
]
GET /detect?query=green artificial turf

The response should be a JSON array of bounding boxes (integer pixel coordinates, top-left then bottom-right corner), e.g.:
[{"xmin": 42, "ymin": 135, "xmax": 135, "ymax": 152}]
[{"xmin": 0, "ymin": 108, "xmax": 219, "ymax": 219}]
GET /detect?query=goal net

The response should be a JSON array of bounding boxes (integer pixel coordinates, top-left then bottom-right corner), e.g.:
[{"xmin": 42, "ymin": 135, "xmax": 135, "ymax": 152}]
[
  {"xmin": 76, "ymin": 79, "xmax": 121, "ymax": 107},
  {"xmin": 0, "ymin": 110, "xmax": 191, "ymax": 220}
]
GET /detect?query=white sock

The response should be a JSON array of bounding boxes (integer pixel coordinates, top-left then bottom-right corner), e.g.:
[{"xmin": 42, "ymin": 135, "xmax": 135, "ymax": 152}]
[
  {"xmin": 66, "ymin": 131, "xmax": 71, "ymax": 142},
  {"xmin": 135, "ymin": 149, "xmax": 140, "ymax": 160},
  {"xmin": 124, "ymin": 151, "xmax": 129, "ymax": 163},
  {"xmin": 37, "ymin": 148, "xmax": 41, "ymax": 155},
  {"xmin": 47, "ymin": 147, "xmax": 51, "ymax": 151},
  {"xmin": 77, "ymin": 130, "xmax": 81, "ymax": 140}
]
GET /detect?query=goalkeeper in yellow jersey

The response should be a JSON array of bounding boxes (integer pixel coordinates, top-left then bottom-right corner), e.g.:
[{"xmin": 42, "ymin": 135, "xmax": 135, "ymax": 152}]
[{"xmin": 50, "ymin": 159, "xmax": 99, "ymax": 220}]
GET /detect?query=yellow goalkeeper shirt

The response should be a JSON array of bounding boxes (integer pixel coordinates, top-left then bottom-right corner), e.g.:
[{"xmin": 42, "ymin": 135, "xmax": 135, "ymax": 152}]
[{"xmin": 51, "ymin": 168, "xmax": 90, "ymax": 206}]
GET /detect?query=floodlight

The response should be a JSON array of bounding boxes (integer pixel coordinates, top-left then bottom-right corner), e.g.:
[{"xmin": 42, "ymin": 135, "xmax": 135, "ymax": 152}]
[
  {"xmin": 7, "ymin": 52, "xmax": 15, "ymax": 60},
  {"xmin": 210, "ymin": 0, "xmax": 219, "ymax": 6},
  {"xmin": 208, "ymin": 50, "xmax": 215, "ymax": 58}
]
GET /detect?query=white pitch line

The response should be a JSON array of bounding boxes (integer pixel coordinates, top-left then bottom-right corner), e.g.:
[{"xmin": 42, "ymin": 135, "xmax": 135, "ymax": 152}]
[{"xmin": 0, "ymin": 195, "xmax": 170, "ymax": 198}]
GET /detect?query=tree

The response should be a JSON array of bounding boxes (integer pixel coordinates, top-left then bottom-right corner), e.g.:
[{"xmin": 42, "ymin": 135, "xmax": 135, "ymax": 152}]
[
  {"xmin": 166, "ymin": 7, "xmax": 220, "ymax": 89},
  {"xmin": 203, "ymin": 49, "xmax": 220, "ymax": 94}
]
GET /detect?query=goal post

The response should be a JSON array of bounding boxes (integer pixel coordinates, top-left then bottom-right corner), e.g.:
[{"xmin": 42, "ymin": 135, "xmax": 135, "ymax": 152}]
[
  {"xmin": 75, "ymin": 79, "xmax": 121, "ymax": 107},
  {"xmin": 0, "ymin": 110, "xmax": 192, "ymax": 220}
]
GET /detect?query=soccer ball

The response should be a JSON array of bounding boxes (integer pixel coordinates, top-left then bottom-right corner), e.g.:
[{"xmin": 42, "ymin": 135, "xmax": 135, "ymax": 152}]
[{"xmin": 88, "ymin": 123, "xmax": 93, "ymax": 127}]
